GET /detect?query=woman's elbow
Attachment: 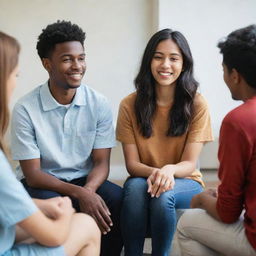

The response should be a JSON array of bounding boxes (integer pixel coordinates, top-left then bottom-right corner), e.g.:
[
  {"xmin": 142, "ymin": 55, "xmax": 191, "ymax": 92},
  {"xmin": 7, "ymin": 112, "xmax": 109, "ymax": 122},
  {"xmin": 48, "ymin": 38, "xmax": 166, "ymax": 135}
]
[{"xmin": 126, "ymin": 167, "xmax": 137, "ymax": 177}]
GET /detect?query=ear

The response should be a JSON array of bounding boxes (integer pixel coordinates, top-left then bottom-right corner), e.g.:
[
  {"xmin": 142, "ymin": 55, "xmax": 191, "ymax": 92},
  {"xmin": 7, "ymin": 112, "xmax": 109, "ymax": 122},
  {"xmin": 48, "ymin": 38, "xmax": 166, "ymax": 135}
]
[
  {"xmin": 231, "ymin": 68, "xmax": 241, "ymax": 84},
  {"xmin": 42, "ymin": 58, "xmax": 51, "ymax": 72}
]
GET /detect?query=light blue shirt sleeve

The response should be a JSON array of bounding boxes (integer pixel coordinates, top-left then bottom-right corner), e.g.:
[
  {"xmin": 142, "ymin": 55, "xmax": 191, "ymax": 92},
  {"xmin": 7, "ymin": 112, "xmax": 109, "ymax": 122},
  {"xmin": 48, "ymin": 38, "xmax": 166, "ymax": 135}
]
[
  {"xmin": 0, "ymin": 150, "xmax": 38, "ymax": 227},
  {"xmin": 11, "ymin": 103, "xmax": 40, "ymax": 160},
  {"xmin": 94, "ymin": 97, "xmax": 116, "ymax": 149}
]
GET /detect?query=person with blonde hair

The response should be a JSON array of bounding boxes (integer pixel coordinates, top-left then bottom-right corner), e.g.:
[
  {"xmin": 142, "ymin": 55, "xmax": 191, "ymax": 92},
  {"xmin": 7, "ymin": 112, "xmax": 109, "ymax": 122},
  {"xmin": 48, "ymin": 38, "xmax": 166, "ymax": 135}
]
[{"xmin": 0, "ymin": 31, "xmax": 100, "ymax": 256}]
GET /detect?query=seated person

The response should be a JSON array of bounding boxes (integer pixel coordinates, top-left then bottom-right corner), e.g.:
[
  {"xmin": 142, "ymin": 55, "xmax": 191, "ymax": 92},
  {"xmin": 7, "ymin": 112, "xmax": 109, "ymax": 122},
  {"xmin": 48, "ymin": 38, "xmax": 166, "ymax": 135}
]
[
  {"xmin": 0, "ymin": 31, "xmax": 100, "ymax": 256},
  {"xmin": 10, "ymin": 21, "xmax": 123, "ymax": 256},
  {"xmin": 177, "ymin": 24, "xmax": 256, "ymax": 256},
  {"xmin": 116, "ymin": 28, "xmax": 213, "ymax": 256}
]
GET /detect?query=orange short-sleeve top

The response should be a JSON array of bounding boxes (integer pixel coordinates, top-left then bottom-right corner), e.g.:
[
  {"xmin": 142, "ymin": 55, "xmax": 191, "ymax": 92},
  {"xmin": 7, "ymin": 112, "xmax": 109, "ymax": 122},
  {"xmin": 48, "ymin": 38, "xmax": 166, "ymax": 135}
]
[{"xmin": 116, "ymin": 92, "xmax": 214, "ymax": 185}]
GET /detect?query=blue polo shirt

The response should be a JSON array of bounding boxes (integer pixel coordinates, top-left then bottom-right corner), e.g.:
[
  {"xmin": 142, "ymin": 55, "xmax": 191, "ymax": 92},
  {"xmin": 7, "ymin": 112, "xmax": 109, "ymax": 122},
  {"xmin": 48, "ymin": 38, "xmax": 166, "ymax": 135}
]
[{"xmin": 11, "ymin": 82, "xmax": 116, "ymax": 181}]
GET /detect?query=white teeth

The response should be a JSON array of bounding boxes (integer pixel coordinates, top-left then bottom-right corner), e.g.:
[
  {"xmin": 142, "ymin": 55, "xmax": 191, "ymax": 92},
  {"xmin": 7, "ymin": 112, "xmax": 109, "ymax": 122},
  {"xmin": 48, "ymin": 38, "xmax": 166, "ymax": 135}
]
[
  {"xmin": 159, "ymin": 72, "xmax": 172, "ymax": 76},
  {"xmin": 70, "ymin": 74, "xmax": 81, "ymax": 77}
]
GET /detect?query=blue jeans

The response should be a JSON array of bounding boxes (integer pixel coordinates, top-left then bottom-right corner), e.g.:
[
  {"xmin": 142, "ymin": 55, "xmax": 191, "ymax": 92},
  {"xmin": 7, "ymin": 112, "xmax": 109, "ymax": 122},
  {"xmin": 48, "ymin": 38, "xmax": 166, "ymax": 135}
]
[
  {"xmin": 21, "ymin": 177, "xmax": 123, "ymax": 256},
  {"xmin": 121, "ymin": 177, "xmax": 203, "ymax": 256}
]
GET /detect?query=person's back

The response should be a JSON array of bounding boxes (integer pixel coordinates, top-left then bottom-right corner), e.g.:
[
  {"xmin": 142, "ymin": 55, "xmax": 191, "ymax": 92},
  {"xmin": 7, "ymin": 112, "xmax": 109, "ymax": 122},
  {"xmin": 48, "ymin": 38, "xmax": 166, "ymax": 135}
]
[
  {"xmin": 217, "ymin": 97, "xmax": 256, "ymax": 247},
  {"xmin": 177, "ymin": 24, "xmax": 256, "ymax": 256}
]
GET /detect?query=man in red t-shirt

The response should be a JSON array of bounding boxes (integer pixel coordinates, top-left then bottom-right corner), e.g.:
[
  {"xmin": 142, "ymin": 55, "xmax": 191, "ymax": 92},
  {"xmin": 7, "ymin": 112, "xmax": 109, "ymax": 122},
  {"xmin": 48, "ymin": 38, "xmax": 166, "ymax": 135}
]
[{"xmin": 177, "ymin": 25, "xmax": 256, "ymax": 256}]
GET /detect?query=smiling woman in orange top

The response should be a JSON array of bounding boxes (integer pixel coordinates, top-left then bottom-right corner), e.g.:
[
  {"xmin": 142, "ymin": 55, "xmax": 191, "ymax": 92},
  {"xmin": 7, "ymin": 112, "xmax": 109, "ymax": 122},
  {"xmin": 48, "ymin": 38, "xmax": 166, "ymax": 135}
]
[{"xmin": 116, "ymin": 28, "xmax": 213, "ymax": 256}]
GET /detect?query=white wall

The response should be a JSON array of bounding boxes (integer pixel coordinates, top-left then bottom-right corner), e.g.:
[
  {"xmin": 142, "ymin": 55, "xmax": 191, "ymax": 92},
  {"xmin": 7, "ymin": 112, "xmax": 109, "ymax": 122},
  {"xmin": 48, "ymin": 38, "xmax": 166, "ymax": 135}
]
[
  {"xmin": 1, "ymin": 0, "xmax": 255, "ymax": 178},
  {"xmin": 0, "ymin": 0, "xmax": 153, "ymax": 179},
  {"xmin": 0, "ymin": 0, "xmax": 153, "ymax": 118},
  {"xmin": 158, "ymin": 0, "xmax": 256, "ymax": 168}
]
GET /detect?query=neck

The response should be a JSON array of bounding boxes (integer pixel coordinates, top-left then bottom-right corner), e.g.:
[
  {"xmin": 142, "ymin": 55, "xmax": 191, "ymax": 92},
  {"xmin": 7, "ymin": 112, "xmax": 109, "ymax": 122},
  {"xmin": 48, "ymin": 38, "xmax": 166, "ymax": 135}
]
[
  {"xmin": 155, "ymin": 84, "xmax": 175, "ymax": 107},
  {"xmin": 48, "ymin": 82, "xmax": 76, "ymax": 105},
  {"xmin": 240, "ymin": 82, "xmax": 256, "ymax": 102}
]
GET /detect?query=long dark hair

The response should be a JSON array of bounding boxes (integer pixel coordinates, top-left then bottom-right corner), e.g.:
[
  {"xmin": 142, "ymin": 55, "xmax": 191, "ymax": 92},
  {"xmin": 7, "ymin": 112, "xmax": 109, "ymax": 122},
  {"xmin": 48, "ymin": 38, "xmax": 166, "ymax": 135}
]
[{"xmin": 134, "ymin": 28, "xmax": 198, "ymax": 137}]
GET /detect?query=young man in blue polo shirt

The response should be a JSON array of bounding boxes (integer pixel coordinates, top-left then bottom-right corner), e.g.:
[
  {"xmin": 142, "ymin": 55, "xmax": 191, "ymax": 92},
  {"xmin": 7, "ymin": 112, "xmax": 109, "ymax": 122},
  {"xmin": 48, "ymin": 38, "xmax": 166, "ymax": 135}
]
[{"xmin": 11, "ymin": 20, "xmax": 123, "ymax": 256}]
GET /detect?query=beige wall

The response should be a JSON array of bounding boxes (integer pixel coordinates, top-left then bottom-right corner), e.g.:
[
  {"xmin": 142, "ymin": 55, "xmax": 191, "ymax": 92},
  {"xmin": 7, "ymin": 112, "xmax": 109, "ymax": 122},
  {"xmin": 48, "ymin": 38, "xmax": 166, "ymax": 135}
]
[
  {"xmin": 0, "ymin": 0, "xmax": 154, "ymax": 179},
  {"xmin": 1, "ymin": 0, "xmax": 255, "ymax": 179},
  {"xmin": 158, "ymin": 0, "xmax": 256, "ymax": 169}
]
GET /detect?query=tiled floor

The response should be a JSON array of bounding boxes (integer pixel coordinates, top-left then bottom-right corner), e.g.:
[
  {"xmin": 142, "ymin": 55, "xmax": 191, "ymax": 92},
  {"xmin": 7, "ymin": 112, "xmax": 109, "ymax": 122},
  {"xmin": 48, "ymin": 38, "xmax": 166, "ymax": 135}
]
[{"xmin": 116, "ymin": 169, "xmax": 219, "ymax": 256}]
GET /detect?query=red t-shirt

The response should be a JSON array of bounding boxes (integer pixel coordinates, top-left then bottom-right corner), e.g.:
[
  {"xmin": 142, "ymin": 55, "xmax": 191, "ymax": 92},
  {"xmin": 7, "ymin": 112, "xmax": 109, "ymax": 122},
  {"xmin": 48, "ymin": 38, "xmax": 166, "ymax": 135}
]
[{"xmin": 217, "ymin": 96, "xmax": 256, "ymax": 249}]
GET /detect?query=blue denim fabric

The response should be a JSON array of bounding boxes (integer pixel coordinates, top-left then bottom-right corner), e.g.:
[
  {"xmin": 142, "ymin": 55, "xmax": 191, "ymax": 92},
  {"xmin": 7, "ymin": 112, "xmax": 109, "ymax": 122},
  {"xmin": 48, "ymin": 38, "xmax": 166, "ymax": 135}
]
[{"xmin": 121, "ymin": 177, "xmax": 203, "ymax": 256}]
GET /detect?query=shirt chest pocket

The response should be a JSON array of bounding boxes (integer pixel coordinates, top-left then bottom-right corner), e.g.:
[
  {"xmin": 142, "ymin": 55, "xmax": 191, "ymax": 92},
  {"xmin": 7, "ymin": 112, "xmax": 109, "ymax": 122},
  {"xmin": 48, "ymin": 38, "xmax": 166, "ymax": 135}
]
[{"xmin": 75, "ymin": 130, "xmax": 96, "ymax": 156}]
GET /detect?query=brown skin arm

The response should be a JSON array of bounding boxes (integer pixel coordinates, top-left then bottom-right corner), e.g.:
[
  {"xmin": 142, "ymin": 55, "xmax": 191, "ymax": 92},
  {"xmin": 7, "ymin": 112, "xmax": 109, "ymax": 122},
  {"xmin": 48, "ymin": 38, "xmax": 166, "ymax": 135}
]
[
  {"xmin": 190, "ymin": 189, "xmax": 221, "ymax": 221},
  {"xmin": 78, "ymin": 148, "xmax": 113, "ymax": 234},
  {"xmin": 122, "ymin": 143, "xmax": 157, "ymax": 177},
  {"xmin": 123, "ymin": 142, "xmax": 203, "ymax": 198},
  {"xmin": 20, "ymin": 159, "xmax": 82, "ymax": 198},
  {"xmin": 20, "ymin": 148, "xmax": 113, "ymax": 234}
]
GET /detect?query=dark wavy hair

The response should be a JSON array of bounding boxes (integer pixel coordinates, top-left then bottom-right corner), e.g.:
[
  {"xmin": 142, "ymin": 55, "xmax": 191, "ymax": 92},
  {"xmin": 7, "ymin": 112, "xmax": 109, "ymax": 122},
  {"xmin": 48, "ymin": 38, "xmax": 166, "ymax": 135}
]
[
  {"xmin": 218, "ymin": 24, "xmax": 256, "ymax": 89},
  {"xmin": 36, "ymin": 20, "xmax": 86, "ymax": 59},
  {"xmin": 135, "ymin": 28, "xmax": 198, "ymax": 138}
]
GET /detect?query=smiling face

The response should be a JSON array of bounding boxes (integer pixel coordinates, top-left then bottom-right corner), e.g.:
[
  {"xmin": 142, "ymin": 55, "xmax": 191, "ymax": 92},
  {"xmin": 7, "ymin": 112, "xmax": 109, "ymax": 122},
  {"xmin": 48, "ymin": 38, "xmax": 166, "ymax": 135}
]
[
  {"xmin": 151, "ymin": 39, "xmax": 183, "ymax": 88},
  {"xmin": 43, "ymin": 41, "xmax": 86, "ymax": 90}
]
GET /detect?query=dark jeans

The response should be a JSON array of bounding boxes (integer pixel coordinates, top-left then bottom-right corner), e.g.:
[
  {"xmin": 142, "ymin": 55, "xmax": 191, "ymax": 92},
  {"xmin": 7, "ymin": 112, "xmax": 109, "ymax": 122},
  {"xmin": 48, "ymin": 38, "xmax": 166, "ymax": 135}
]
[{"xmin": 21, "ymin": 177, "xmax": 123, "ymax": 256}]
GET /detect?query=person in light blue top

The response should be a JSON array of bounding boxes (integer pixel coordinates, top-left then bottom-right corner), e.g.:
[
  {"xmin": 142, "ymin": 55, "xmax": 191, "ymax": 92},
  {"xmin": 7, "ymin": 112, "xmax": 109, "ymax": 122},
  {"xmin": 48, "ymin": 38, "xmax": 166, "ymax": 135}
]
[
  {"xmin": 0, "ymin": 150, "xmax": 65, "ymax": 256},
  {"xmin": 10, "ymin": 20, "xmax": 123, "ymax": 256},
  {"xmin": 12, "ymin": 81, "xmax": 115, "ymax": 181},
  {"xmin": 0, "ymin": 30, "xmax": 100, "ymax": 256}
]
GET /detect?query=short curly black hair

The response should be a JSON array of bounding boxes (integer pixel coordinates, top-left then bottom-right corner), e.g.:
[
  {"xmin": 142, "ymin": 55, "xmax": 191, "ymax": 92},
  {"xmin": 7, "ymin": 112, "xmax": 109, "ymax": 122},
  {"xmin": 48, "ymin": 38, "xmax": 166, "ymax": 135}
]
[
  {"xmin": 218, "ymin": 24, "xmax": 256, "ymax": 89},
  {"xmin": 36, "ymin": 20, "xmax": 86, "ymax": 59}
]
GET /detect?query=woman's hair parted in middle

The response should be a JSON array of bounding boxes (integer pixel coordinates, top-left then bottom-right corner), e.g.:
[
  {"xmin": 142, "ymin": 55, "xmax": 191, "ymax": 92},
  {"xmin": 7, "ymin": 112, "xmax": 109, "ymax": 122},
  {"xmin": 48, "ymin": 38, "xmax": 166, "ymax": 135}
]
[{"xmin": 134, "ymin": 28, "xmax": 198, "ymax": 138}]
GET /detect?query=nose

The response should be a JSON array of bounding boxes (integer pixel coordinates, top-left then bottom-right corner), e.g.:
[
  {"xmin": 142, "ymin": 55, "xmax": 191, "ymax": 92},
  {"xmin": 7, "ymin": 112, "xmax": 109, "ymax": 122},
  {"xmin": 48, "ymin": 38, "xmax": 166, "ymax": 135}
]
[
  {"xmin": 161, "ymin": 58, "xmax": 171, "ymax": 68},
  {"xmin": 72, "ymin": 59, "xmax": 82, "ymax": 70}
]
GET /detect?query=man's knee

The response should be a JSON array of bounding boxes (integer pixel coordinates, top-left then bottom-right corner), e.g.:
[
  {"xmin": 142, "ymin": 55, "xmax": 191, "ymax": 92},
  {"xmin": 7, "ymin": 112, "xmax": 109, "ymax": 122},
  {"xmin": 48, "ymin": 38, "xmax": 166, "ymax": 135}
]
[{"xmin": 177, "ymin": 209, "xmax": 205, "ymax": 234}]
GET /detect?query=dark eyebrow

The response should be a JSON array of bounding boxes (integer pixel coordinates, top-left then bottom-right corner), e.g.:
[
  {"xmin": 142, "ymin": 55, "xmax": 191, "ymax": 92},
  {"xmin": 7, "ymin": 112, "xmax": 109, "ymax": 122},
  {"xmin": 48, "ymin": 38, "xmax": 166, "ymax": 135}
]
[
  {"xmin": 154, "ymin": 51, "xmax": 181, "ymax": 57},
  {"xmin": 60, "ymin": 53, "xmax": 86, "ymax": 58}
]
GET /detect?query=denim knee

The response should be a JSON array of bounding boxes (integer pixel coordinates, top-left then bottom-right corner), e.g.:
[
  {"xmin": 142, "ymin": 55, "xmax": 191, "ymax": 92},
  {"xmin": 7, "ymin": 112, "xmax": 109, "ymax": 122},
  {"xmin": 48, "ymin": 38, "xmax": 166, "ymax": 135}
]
[
  {"xmin": 123, "ymin": 177, "xmax": 149, "ymax": 211},
  {"xmin": 123, "ymin": 177, "xmax": 148, "ymax": 196},
  {"xmin": 150, "ymin": 190, "xmax": 176, "ymax": 212}
]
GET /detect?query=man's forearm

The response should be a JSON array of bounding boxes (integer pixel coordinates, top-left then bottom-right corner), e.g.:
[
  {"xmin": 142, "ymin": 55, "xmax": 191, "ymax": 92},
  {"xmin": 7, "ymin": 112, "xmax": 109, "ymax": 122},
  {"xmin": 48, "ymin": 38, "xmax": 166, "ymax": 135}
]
[
  {"xmin": 84, "ymin": 162, "xmax": 109, "ymax": 192},
  {"xmin": 25, "ymin": 170, "xmax": 82, "ymax": 198},
  {"xmin": 192, "ymin": 192, "xmax": 221, "ymax": 221}
]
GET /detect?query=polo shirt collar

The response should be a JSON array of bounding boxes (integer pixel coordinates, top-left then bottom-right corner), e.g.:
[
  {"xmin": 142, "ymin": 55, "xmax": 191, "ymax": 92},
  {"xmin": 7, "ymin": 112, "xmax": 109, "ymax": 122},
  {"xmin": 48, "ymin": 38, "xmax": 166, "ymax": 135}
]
[
  {"xmin": 72, "ymin": 85, "xmax": 86, "ymax": 107},
  {"xmin": 40, "ymin": 82, "xmax": 86, "ymax": 111}
]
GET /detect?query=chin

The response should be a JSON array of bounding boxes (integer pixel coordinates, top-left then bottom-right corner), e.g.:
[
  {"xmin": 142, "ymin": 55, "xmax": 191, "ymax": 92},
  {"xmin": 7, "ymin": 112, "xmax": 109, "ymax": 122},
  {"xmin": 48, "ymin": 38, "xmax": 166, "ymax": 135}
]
[
  {"xmin": 67, "ymin": 83, "xmax": 81, "ymax": 89},
  {"xmin": 231, "ymin": 94, "xmax": 241, "ymax": 101}
]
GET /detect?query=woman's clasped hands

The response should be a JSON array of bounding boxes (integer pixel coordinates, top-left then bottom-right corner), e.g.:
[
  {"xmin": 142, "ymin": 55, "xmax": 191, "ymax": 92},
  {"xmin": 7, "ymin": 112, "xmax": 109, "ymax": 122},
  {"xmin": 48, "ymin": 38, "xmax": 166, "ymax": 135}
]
[{"xmin": 147, "ymin": 165, "xmax": 176, "ymax": 198}]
